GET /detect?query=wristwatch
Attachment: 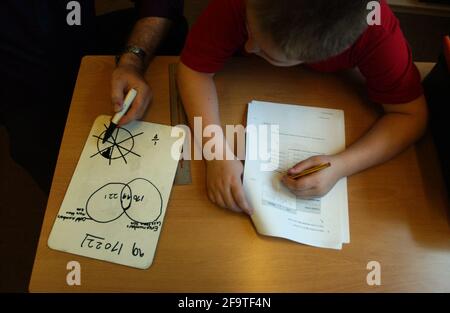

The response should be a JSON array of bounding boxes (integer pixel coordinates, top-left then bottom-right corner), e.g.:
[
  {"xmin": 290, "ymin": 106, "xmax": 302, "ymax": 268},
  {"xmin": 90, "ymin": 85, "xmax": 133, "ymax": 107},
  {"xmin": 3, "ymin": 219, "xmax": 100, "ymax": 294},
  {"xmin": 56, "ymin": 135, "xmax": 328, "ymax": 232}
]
[{"xmin": 115, "ymin": 45, "xmax": 147, "ymax": 65}]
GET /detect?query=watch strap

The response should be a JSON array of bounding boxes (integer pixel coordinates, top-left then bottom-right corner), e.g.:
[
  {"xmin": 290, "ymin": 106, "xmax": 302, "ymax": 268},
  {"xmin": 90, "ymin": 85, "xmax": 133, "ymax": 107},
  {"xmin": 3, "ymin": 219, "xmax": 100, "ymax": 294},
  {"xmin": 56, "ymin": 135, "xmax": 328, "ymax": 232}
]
[{"xmin": 116, "ymin": 45, "xmax": 147, "ymax": 66}]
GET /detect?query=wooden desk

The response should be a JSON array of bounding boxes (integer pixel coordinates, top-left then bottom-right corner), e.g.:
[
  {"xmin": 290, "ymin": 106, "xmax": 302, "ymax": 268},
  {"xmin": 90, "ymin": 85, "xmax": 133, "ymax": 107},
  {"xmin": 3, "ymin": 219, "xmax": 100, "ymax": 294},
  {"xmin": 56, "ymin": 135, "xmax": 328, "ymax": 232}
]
[{"xmin": 29, "ymin": 56, "xmax": 450, "ymax": 292}]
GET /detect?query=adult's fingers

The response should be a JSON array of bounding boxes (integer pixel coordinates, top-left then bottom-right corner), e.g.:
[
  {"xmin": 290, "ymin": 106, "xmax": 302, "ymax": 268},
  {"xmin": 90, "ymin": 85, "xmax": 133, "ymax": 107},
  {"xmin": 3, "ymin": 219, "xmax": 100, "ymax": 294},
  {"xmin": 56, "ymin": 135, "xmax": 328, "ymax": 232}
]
[
  {"xmin": 111, "ymin": 77, "xmax": 127, "ymax": 112},
  {"xmin": 118, "ymin": 87, "xmax": 151, "ymax": 125}
]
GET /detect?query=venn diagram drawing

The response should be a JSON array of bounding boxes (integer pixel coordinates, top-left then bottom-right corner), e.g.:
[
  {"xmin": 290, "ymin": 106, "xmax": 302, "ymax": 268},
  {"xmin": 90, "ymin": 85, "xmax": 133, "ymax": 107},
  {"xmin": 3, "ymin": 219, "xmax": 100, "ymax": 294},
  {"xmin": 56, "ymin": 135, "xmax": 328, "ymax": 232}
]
[{"xmin": 85, "ymin": 178, "xmax": 163, "ymax": 224}]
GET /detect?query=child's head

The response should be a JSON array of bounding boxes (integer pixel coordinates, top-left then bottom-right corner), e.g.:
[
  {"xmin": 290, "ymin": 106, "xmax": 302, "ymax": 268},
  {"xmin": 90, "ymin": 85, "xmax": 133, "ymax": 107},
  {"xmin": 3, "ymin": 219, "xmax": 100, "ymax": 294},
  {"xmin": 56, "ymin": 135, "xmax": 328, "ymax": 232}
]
[{"xmin": 245, "ymin": 0, "xmax": 370, "ymax": 65}]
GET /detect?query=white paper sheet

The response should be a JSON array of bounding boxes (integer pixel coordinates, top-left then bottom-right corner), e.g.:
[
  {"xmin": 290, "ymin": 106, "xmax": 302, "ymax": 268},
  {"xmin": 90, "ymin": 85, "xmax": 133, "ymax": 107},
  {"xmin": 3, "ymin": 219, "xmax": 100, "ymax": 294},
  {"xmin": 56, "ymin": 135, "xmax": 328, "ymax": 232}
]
[
  {"xmin": 48, "ymin": 115, "xmax": 184, "ymax": 269},
  {"xmin": 244, "ymin": 101, "xmax": 349, "ymax": 249}
]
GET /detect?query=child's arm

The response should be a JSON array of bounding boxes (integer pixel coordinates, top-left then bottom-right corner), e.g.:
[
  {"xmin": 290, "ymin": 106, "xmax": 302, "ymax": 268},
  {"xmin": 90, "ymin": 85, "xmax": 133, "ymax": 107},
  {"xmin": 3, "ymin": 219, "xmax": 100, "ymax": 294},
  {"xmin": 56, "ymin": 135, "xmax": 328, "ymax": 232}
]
[
  {"xmin": 282, "ymin": 95, "xmax": 429, "ymax": 198},
  {"xmin": 177, "ymin": 62, "xmax": 253, "ymax": 215}
]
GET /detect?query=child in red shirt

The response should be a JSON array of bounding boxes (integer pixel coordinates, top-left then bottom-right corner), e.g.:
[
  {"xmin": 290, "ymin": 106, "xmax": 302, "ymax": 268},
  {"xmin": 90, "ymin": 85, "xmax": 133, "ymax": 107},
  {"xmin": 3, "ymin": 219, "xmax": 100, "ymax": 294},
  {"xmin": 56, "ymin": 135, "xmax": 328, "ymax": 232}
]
[{"xmin": 177, "ymin": 0, "xmax": 428, "ymax": 215}]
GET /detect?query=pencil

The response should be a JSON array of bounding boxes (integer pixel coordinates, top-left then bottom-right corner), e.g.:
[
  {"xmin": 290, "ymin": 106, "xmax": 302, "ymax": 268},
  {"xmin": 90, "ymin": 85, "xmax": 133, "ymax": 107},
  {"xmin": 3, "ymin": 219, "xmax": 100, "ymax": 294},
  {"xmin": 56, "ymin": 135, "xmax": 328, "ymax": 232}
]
[{"xmin": 287, "ymin": 162, "xmax": 331, "ymax": 180}]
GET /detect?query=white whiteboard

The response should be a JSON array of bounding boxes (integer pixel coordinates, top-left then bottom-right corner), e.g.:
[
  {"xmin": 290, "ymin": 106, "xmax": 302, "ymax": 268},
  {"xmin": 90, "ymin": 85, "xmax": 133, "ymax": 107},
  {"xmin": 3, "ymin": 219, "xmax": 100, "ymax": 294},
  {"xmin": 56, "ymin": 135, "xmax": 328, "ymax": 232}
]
[{"xmin": 48, "ymin": 115, "xmax": 184, "ymax": 269}]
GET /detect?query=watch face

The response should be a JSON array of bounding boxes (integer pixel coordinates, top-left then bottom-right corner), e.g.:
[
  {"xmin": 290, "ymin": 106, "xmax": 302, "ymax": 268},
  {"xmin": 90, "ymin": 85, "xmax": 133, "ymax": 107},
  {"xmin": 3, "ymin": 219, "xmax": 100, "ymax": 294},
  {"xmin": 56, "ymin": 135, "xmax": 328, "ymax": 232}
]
[
  {"xmin": 130, "ymin": 47, "xmax": 140, "ymax": 54},
  {"xmin": 116, "ymin": 46, "xmax": 147, "ymax": 65},
  {"xmin": 127, "ymin": 46, "xmax": 146, "ymax": 59}
]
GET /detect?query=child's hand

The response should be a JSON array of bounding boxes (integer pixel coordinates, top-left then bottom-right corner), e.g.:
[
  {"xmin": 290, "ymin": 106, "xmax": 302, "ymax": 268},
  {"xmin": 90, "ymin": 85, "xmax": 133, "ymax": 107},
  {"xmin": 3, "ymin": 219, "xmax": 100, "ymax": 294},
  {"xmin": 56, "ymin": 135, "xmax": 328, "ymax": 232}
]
[
  {"xmin": 206, "ymin": 159, "xmax": 253, "ymax": 215},
  {"xmin": 281, "ymin": 155, "xmax": 343, "ymax": 199}
]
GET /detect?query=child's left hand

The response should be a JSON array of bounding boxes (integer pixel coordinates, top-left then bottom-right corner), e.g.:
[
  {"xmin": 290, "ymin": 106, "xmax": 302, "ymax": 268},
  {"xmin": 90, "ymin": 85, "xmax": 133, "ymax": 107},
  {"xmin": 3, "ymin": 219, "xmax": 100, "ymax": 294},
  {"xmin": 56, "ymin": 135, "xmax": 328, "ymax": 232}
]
[{"xmin": 281, "ymin": 155, "xmax": 344, "ymax": 199}]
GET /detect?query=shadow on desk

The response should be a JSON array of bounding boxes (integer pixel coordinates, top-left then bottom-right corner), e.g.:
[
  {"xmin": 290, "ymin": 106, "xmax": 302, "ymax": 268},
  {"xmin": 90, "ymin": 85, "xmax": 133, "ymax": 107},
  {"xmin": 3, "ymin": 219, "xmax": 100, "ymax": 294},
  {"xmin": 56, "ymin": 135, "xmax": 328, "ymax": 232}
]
[
  {"xmin": 338, "ymin": 66, "xmax": 450, "ymax": 252},
  {"xmin": 415, "ymin": 131, "xmax": 450, "ymax": 226},
  {"xmin": 0, "ymin": 127, "xmax": 47, "ymax": 292}
]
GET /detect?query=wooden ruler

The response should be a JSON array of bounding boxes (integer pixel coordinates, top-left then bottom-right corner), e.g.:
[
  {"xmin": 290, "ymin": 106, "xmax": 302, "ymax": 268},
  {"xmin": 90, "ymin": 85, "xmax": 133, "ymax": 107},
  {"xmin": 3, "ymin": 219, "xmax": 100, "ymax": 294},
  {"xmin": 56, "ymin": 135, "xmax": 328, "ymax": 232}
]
[{"xmin": 169, "ymin": 63, "xmax": 192, "ymax": 185}]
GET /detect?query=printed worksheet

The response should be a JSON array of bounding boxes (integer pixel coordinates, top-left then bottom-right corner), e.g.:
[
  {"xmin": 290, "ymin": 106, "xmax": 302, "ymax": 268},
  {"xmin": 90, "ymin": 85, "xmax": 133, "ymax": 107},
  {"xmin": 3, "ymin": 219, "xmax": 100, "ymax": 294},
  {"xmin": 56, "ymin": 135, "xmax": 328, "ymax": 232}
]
[
  {"xmin": 48, "ymin": 115, "xmax": 185, "ymax": 269},
  {"xmin": 244, "ymin": 101, "xmax": 349, "ymax": 249}
]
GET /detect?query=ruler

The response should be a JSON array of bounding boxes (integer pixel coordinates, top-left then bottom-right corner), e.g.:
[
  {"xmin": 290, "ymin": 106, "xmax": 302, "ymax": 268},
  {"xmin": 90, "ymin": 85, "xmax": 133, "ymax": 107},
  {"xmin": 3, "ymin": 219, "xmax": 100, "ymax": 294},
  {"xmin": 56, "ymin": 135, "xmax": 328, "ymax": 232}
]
[{"xmin": 169, "ymin": 63, "xmax": 192, "ymax": 185}]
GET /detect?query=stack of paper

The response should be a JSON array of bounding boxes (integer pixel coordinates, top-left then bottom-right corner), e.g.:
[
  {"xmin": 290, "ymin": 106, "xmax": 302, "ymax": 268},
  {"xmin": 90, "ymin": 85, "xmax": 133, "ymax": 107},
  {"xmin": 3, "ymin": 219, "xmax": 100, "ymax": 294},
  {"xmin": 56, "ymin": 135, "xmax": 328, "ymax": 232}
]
[{"xmin": 243, "ymin": 101, "xmax": 349, "ymax": 249}]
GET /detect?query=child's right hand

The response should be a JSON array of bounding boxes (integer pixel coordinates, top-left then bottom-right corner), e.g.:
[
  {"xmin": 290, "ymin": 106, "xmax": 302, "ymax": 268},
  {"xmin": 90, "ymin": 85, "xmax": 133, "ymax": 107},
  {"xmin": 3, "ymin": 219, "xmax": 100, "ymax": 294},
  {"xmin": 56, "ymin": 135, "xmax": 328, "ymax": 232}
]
[{"xmin": 205, "ymin": 159, "xmax": 253, "ymax": 215}]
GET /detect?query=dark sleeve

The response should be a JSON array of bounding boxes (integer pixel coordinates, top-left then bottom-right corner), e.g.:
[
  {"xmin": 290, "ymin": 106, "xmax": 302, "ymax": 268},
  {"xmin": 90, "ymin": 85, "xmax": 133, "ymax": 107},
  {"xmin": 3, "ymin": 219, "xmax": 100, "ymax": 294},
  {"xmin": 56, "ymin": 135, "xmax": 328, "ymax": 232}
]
[{"xmin": 134, "ymin": 0, "xmax": 184, "ymax": 20}]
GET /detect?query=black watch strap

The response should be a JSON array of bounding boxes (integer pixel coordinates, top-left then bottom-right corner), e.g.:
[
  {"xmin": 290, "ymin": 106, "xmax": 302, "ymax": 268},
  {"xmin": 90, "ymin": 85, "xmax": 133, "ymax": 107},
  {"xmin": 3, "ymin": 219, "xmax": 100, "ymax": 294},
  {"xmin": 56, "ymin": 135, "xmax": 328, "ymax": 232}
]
[{"xmin": 116, "ymin": 45, "xmax": 147, "ymax": 65}]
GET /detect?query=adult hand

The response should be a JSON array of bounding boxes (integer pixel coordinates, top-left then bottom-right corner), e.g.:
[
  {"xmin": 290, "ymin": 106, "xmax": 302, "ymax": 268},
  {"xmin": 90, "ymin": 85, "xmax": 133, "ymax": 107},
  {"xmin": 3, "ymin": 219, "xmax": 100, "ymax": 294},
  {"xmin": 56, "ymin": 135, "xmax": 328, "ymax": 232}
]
[{"xmin": 111, "ymin": 64, "xmax": 153, "ymax": 125}]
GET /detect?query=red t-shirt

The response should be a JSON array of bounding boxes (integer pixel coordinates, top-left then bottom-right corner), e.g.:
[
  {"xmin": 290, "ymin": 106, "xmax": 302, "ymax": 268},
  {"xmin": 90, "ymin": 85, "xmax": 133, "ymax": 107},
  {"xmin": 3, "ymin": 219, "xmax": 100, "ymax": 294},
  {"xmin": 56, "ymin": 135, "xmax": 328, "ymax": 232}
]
[{"xmin": 180, "ymin": 0, "xmax": 423, "ymax": 104}]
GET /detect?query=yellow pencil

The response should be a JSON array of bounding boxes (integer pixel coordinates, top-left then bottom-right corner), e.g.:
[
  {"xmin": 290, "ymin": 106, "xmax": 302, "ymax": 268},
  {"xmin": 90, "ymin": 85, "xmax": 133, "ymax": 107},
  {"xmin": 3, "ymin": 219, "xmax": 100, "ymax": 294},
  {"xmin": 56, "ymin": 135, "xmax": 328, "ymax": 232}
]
[{"xmin": 287, "ymin": 162, "xmax": 331, "ymax": 180}]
